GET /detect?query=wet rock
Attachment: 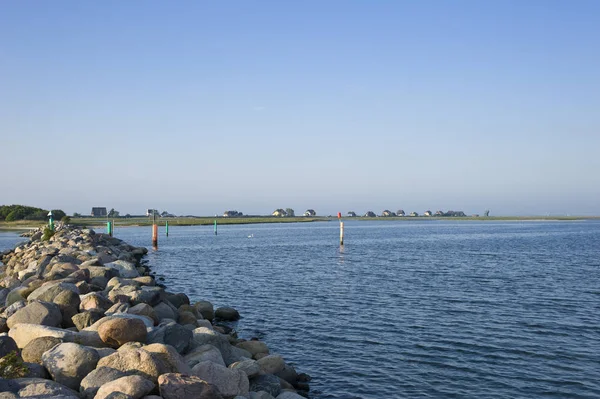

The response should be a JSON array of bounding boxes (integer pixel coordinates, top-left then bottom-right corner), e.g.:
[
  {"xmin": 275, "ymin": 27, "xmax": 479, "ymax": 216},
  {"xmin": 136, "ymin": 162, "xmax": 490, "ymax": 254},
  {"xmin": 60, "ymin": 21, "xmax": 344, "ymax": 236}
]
[
  {"xmin": 194, "ymin": 301, "xmax": 214, "ymax": 320},
  {"xmin": 98, "ymin": 317, "xmax": 147, "ymax": 348},
  {"xmin": 275, "ymin": 364, "xmax": 298, "ymax": 386},
  {"xmin": 9, "ymin": 378, "xmax": 80, "ymax": 398},
  {"xmin": 249, "ymin": 374, "xmax": 282, "ymax": 397},
  {"xmin": 165, "ymin": 292, "xmax": 189, "ymax": 309},
  {"xmin": 0, "ymin": 336, "xmax": 18, "ymax": 358},
  {"xmin": 153, "ymin": 302, "xmax": 176, "ymax": 322},
  {"xmin": 257, "ymin": 355, "xmax": 286, "ymax": 375},
  {"xmin": 158, "ymin": 373, "xmax": 224, "ymax": 399},
  {"xmin": 193, "ymin": 327, "xmax": 251, "ymax": 366},
  {"xmin": 215, "ymin": 306, "xmax": 240, "ymax": 321},
  {"xmin": 236, "ymin": 340, "xmax": 270, "ymax": 357},
  {"xmin": 41, "ymin": 342, "xmax": 100, "ymax": 390}
]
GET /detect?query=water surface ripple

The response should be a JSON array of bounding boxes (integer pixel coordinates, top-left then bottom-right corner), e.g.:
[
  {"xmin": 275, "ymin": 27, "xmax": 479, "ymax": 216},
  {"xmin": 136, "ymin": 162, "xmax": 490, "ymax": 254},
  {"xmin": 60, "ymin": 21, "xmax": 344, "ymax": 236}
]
[{"xmin": 3, "ymin": 221, "xmax": 600, "ymax": 398}]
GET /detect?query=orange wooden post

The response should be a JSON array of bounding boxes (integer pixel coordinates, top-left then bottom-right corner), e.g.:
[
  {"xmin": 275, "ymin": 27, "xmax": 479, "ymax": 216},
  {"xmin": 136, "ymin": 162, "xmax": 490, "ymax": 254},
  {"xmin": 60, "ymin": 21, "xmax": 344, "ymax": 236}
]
[{"xmin": 152, "ymin": 224, "xmax": 158, "ymax": 248}]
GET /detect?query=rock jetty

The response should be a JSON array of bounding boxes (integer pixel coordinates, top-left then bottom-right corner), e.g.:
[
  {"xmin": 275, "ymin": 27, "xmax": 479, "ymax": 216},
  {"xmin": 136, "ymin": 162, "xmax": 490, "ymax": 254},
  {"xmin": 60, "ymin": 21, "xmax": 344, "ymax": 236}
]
[{"xmin": 0, "ymin": 224, "xmax": 310, "ymax": 399}]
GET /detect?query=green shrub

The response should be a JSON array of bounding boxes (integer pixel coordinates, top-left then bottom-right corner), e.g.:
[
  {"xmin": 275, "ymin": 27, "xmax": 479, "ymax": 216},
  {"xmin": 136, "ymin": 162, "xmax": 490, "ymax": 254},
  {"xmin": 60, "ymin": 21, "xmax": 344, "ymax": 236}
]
[
  {"xmin": 42, "ymin": 227, "xmax": 55, "ymax": 241},
  {"xmin": 0, "ymin": 351, "xmax": 28, "ymax": 379},
  {"xmin": 61, "ymin": 215, "xmax": 71, "ymax": 224}
]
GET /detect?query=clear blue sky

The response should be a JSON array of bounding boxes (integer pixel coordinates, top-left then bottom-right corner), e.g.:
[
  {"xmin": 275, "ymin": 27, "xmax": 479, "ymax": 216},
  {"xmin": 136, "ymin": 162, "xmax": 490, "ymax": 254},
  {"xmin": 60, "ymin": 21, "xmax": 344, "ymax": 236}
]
[{"xmin": 1, "ymin": 1, "xmax": 599, "ymax": 216}]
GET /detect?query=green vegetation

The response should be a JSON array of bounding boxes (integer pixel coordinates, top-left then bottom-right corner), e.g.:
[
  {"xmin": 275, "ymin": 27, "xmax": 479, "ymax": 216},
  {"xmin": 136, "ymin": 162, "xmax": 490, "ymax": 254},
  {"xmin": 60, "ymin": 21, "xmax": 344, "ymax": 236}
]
[
  {"xmin": 0, "ymin": 351, "xmax": 28, "ymax": 379},
  {"xmin": 42, "ymin": 226, "xmax": 55, "ymax": 241},
  {"xmin": 0, "ymin": 205, "xmax": 66, "ymax": 222},
  {"xmin": 61, "ymin": 215, "xmax": 71, "ymax": 224}
]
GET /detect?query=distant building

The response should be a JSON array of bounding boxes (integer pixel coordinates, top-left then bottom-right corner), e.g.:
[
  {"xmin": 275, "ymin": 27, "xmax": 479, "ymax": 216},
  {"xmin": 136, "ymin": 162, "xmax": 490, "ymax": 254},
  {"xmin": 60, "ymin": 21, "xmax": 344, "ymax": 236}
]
[
  {"xmin": 435, "ymin": 210, "xmax": 444, "ymax": 216},
  {"xmin": 382, "ymin": 210, "xmax": 396, "ymax": 217},
  {"xmin": 347, "ymin": 211, "xmax": 357, "ymax": 217},
  {"xmin": 409, "ymin": 212, "xmax": 419, "ymax": 217},
  {"xmin": 424, "ymin": 210, "xmax": 433, "ymax": 216},
  {"xmin": 363, "ymin": 211, "xmax": 376, "ymax": 217},
  {"xmin": 303, "ymin": 209, "xmax": 317, "ymax": 217},
  {"xmin": 272, "ymin": 209, "xmax": 287, "ymax": 217},
  {"xmin": 223, "ymin": 210, "xmax": 243, "ymax": 217},
  {"xmin": 146, "ymin": 209, "xmax": 159, "ymax": 217},
  {"xmin": 91, "ymin": 207, "xmax": 107, "ymax": 217},
  {"xmin": 397, "ymin": 210, "xmax": 405, "ymax": 216}
]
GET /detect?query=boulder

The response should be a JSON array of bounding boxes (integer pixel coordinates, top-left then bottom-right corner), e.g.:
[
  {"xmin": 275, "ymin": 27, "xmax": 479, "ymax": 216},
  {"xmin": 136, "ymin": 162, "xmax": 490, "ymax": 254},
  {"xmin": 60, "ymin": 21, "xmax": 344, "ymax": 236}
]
[
  {"xmin": 79, "ymin": 366, "xmax": 127, "ymax": 399},
  {"xmin": 192, "ymin": 360, "xmax": 250, "ymax": 398},
  {"xmin": 142, "ymin": 343, "xmax": 192, "ymax": 374},
  {"xmin": 215, "ymin": 307, "xmax": 240, "ymax": 321},
  {"xmin": 5, "ymin": 287, "xmax": 28, "ymax": 306},
  {"xmin": 249, "ymin": 374, "xmax": 281, "ymax": 398},
  {"xmin": 194, "ymin": 301, "xmax": 214, "ymax": 320},
  {"xmin": 94, "ymin": 375, "xmax": 155, "ymax": 399},
  {"xmin": 249, "ymin": 392, "xmax": 276, "ymax": 399},
  {"xmin": 0, "ymin": 317, "xmax": 7, "ymax": 333},
  {"xmin": 80, "ymin": 292, "xmax": 113, "ymax": 311},
  {"xmin": 230, "ymin": 359, "xmax": 261, "ymax": 378},
  {"xmin": 257, "ymin": 355, "xmax": 285, "ymax": 375},
  {"xmin": 23, "ymin": 362, "xmax": 49, "ymax": 379},
  {"xmin": 98, "ymin": 317, "xmax": 147, "ymax": 348},
  {"xmin": 9, "ymin": 323, "xmax": 74, "ymax": 348},
  {"xmin": 128, "ymin": 303, "xmax": 158, "ymax": 324},
  {"xmin": 0, "ymin": 335, "xmax": 18, "ymax": 358},
  {"xmin": 72, "ymin": 310, "xmax": 104, "ymax": 331},
  {"xmin": 184, "ymin": 344, "xmax": 226, "ymax": 368},
  {"xmin": 236, "ymin": 340, "xmax": 269, "ymax": 357},
  {"xmin": 105, "ymin": 302, "xmax": 130, "ymax": 315},
  {"xmin": 96, "ymin": 348, "xmax": 165, "ymax": 382},
  {"xmin": 158, "ymin": 373, "xmax": 224, "ymax": 399},
  {"xmin": 21, "ymin": 336, "xmax": 63, "ymax": 364},
  {"xmin": 275, "ymin": 364, "xmax": 298, "ymax": 386},
  {"xmin": 104, "ymin": 260, "xmax": 140, "ymax": 278},
  {"xmin": 147, "ymin": 322, "xmax": 192, "ymax": 354},
  {"xmin": 153, "ymin": 302, "xmax": 176, "ymax": 322},
  {"xmin": 27, "ymin": 281, "xmax": 79, "ymax": 302},
  {"xmin": 130, "ymin": 286, "xmax": 164, "ymax": 306},
  {"xmin": 6, "ymin": 301, "xmax": 62, "ymax": 329},
  {"xmin": 165, "ymin": 292, "xmax": 189, "ymax": 309},
  {"xmin": 41, "ymin": 342, "xmax": 100, "ymax": 390},
  {"xmin": 193, "ymin": 327, "xmax": 251, "ymax": 366},
  {"xmin": 7, "ymin": 378, "xmax": 80, "ymax": 399},
  {"xmin": 52, "ymin": 289, "xmax": 80, "ymax": 328}
]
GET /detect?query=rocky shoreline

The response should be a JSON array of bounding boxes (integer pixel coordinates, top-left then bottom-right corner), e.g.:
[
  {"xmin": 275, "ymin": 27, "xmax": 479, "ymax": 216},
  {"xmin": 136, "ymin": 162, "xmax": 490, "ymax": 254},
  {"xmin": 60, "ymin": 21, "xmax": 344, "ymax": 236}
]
[{"xmin": 0, "ymin": 224, "xmax": 311, "ymax": 399}]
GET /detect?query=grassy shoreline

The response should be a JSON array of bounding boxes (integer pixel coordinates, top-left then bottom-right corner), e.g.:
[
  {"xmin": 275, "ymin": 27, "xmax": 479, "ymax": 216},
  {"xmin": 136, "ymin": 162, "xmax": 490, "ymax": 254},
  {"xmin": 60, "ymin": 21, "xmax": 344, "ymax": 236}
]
[{"xmin": 1, "ymin": 215, "xmax": 598, "ymax": 231}]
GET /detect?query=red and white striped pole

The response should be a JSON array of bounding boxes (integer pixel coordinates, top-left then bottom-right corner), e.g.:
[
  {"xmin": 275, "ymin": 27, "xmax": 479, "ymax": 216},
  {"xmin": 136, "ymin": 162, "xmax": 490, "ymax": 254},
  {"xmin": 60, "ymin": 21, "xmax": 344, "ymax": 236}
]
[{"xmin": 338, "ymin": 212, "xmax": 344, "ymax": 246}]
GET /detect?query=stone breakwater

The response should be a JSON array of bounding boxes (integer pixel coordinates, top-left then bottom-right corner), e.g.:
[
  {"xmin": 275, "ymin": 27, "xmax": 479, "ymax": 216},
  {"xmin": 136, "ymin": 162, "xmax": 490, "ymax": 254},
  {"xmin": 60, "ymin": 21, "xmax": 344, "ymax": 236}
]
[{"xmin": 0, "ymin": 225, "xmax": 311, "ymax": 399}]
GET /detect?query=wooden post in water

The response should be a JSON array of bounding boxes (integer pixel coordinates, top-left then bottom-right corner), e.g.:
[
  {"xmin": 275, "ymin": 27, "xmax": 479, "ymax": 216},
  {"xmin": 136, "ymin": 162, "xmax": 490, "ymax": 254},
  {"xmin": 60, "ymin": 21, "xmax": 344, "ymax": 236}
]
[
  {"xmin": 165, "ymin": 221, "xmax": 169, "ymax": 237},
  {"xmin": 338, "ymin": 212, "xmax": 344, "ymax": 246},
  {"xmin": 214, "ymin": 219, "xmax": 217, "ymax": 235},
  {"xmin": 152, "ymin": 211, "xmax": 158, "ymax": 248}
]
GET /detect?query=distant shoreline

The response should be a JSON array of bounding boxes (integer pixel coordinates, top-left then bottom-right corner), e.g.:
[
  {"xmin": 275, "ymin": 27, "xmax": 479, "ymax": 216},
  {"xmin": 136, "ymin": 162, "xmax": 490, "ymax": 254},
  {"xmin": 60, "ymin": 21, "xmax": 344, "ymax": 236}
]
[{"xmin": 1, "ymin": 215, "xmax": 598, "ymax": 231}]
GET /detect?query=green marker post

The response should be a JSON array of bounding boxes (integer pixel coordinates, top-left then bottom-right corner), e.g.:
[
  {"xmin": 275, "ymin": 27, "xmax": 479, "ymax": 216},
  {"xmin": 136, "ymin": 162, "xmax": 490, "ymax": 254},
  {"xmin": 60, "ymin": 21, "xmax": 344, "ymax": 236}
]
[
  {"xmin": 106, "ymin": 221, "xmax": 112, "ymax": 236},
  {"xmin": 165, "ymin": 221, "xmax": 169, "ymax": 237},
  {"xmin": 47, "ymin": 211, "xmax": 54, "ymax": 231},
  {"xmin": 214, "ymin": 220, "xmax": 217, "ymax": 235}
]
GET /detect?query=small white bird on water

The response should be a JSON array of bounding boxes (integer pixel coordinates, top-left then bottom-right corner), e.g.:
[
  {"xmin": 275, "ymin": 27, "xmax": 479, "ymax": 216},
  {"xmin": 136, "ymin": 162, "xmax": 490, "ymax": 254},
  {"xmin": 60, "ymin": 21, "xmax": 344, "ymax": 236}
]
[{"xmin": 248, "ymin": 234, "xmax": 254, "ymax": 238}]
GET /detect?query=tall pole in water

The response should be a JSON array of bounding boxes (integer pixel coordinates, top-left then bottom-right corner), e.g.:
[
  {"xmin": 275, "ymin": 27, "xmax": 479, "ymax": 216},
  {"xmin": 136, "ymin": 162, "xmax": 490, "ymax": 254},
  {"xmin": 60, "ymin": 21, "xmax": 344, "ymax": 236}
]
[
  {"xmin": 214, "ymin": 219, "xmax": 217, "ymax": 235},
  {"xmin": 152, "ymin": 210, "xmax": 158, "ymax": 248},
  {"xmin": 165, "ymin": 221, "xmax": 169, "ymax": 237},
  {"xmin": 338, "ymin": 212, "xmax": 344, "ymax": 246}
]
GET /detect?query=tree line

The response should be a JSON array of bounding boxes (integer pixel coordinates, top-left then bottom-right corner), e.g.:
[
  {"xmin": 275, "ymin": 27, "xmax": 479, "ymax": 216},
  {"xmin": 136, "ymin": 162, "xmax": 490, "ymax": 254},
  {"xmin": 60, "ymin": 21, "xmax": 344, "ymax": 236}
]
[{"xmin": 0, "ymin": 205, "xmax": 66, "ymax": 222}]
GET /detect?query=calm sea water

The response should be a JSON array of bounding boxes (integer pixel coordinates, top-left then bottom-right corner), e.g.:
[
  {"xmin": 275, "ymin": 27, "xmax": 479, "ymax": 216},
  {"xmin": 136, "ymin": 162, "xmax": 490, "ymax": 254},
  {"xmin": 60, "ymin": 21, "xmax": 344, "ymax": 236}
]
[{"xmin": 2, "ymin": 220, "xmax": 600, "ymax": 399}]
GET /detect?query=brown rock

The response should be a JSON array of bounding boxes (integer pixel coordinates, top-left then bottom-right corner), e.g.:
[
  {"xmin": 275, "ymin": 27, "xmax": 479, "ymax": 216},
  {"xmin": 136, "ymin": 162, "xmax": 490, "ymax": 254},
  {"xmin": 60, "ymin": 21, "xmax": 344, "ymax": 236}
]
[
  {"xmin": 158, "ymin": 373, "xmax": 224, "ymax": 399},
  {"xmin": 98, "ymin": 317, "xmax": 147, "ymax": 348}
]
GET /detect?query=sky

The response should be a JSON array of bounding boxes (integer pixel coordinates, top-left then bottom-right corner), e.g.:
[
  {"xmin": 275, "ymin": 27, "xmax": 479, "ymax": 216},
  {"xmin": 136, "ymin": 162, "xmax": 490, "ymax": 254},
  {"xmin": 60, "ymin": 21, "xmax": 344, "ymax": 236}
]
[{"xmin": 1, "ymin": 1, "xmax": 599, "ymax": 216}]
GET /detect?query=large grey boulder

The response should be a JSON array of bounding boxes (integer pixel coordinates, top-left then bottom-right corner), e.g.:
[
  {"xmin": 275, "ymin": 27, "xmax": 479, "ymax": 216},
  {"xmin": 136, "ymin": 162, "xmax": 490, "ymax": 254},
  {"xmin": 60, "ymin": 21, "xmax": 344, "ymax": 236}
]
[
  {"xmin": 158, "ymin": 373, "xmax": 224, "ymax": 399},
  {"xmin": 72, "ymin": 310, "xmax": 104, "ymax": 331},
  {"xmin": 41, "ymin": 342, "xmax": 100, "ymax": 390},
  {"xmin": 94, "ymin": 375, "xmax": 155, "ymax": 399},
  {"xmin": 192, "ymin": 360, "xmax": 250, "ymax": 398},
  {"xmin": 7, "ymin": 301, "xmax": 62, "ymax": 329},
  {"xmin": 79, "ymin": 366, "xmax": 127, "ymax": 399},
  {"xmin": 153, "ymin": 302, "xmax": 176, "ymax": 322},
  {"xmin": 194, "ymin": 301, "xmax": 214, "ymax": 320},
  {"xmin": 236, "ymin": 340, "xmax": 269, "ymax": 357},
  {"xmin": 147, "ymin": 322, "xmax": 192, "ymax": 354},
  {"xmin": 257, "ymin": 355, "xmax": 286, "ymax": 375},
  {"xmin": 21, "ymin": 336, "xmax": 63, "ymax": 364},
  {"xmin": 98, "ymin": 317, "xmax": 147, "ymax": 348},
  {"xmin": 249, "ymin": 374, "xmax": 281, "ymax": 397},
  {"xmin": 185, "ymin": 344, "xmax": 226, "ymax": 368},
  {"xmin": 192, "ymin": 327, "xmax": 252, "ymax": 366},
  {"xmin": 27, "ymin": 281, "xmax": 79, "ymax": 302},
  {"xmin": 52, "ymin": 289, "xmax": 80, "ymax": 328},
  {"xmin": 104, "ymin": 260, "xmax": 140, "ymax": 278},
  {"xmin": 249, "ymin": 392, "xmax": 276, "ymax": 399},
  {"xmin": 130, "ymin": 286, "xmax": 164, "ymax": 306},
  {"xmin": 2, "ymin": 378, "xmax": 80, "ymax": 399},
  {"xmin": 127, "ymin": 303, "xmax": 158, "ymax": 325},
  {"xmin": 96, "ymin": 348, "xmax": 165, "ymax": 382},
  {"xmin": 230, "ymin": 359, "xmax": 261, "ymax": 378},
  {"xmin": 79, "ymin": 292, "xmax": 112, "ymax": 311}
]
